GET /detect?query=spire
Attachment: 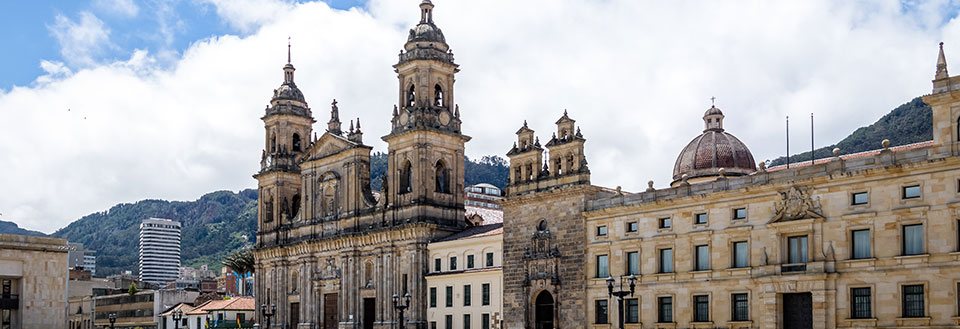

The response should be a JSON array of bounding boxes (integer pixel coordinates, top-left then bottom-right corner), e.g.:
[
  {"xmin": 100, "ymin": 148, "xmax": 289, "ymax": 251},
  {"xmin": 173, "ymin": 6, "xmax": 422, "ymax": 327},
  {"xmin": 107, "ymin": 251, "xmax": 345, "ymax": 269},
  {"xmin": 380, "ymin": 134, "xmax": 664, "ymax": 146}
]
[
  {"xmin": 287, "ymin": 36, "xmax": 292, "ymax": 64},
  {"xmin": 937, "ymin": 42, "xmax": 949, "ymax": 80},
  {"xmin": 283, "ymin": 38, "xmax": 295, "ymax": 84},
  {"xmin": 327, "ymin": 99, "xmax": 342, "ymax": 135}
]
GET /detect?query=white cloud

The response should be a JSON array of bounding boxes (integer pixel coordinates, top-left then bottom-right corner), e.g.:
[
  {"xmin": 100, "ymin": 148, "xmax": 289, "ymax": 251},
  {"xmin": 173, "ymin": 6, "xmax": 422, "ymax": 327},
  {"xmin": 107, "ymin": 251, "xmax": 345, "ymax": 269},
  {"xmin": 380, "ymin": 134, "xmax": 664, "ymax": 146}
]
[
  {"xmin": 93, "ymin": 0, "xmax": 140, "ymax": 18},
  {"xmin": 48, "ymin": 11, "xmax": 113, "ymax": 67},
  {"xmin": 3, "ymin": 0, "xmax": 957, "ymax": 233},
  {"xmin": 198, "ymin": 0, "xmax": 296, "ymax": 33}
]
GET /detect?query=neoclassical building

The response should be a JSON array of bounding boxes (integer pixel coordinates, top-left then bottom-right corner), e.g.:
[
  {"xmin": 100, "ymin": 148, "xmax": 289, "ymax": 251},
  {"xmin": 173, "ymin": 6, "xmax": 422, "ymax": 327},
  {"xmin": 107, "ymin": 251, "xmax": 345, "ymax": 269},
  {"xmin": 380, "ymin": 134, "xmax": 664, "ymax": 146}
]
[
  {"xmin": 252, "ymin": 1, "xmax": 482, "ymax": 328},
  {"xmin": 501, "ymin": 44, "xmax": 960, "ymax": 329}
]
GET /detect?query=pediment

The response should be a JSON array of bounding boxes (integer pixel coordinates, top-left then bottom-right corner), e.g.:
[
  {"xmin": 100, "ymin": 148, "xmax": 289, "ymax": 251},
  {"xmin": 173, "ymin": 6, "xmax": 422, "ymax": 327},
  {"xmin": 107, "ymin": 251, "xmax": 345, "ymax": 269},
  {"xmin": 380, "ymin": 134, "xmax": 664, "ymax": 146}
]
[
  {"xmin": 305, "ymin": 132, "xmax": 358, "ymax": 160},
  {"xmin": 768, "ymin": 185, "xmax": 824, "ymax": 224}
]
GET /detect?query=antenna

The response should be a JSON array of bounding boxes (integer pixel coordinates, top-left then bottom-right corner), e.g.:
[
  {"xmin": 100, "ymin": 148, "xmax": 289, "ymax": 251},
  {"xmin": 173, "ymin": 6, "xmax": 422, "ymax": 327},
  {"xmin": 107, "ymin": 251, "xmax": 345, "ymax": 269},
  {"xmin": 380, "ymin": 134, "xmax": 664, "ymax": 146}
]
[{"xmin": 786, "ymin": 116, "xmax": 790, "ymax": 169}]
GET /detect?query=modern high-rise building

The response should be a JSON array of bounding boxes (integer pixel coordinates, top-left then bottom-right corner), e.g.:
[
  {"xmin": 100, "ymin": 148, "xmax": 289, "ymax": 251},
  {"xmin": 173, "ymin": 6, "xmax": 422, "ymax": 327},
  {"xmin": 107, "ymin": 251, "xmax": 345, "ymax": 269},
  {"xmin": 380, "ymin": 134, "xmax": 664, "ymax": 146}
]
[{"xmin": 138, "ymin": 218, "xmax": 181, "ymax": 286}]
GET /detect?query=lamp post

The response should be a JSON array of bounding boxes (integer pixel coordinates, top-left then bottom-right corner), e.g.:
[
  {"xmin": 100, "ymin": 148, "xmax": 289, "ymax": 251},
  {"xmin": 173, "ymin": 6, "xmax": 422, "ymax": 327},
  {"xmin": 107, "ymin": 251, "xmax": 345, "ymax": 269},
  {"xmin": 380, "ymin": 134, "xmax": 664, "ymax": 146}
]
[
  {"xmin": 392, "ymin": 293, "xmax": 411, "ymax": 328},
  {"xmin": 606, "ymin": 275, "xmax": 637, "ymax": 329},
  {"xmin": 107, "ymin": 313, "xmax": 117, "ymax": 329},
  {"xmin": 172, "ymin": 309, "xmax": 183, "ymax": 329},
  {"xmin": 260, "ymin": 303, "xmax": 276, "ymax": 329}
]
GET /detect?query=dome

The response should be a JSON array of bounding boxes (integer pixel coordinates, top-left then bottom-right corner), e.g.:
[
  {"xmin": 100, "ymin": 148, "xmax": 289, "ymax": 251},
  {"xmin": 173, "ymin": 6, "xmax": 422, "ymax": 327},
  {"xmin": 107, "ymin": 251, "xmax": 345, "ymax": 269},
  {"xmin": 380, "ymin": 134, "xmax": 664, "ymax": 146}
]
[
  {"xmin": 408, "ymin": 23, "xmax": 446, "ymax": 44},
  {"xmin": 672, "ymin": 105, "xmax": 757, "ymax": 184},
  {"xmin": 273, "ymin": 82, "xmax": 305, "ymax": 103}
]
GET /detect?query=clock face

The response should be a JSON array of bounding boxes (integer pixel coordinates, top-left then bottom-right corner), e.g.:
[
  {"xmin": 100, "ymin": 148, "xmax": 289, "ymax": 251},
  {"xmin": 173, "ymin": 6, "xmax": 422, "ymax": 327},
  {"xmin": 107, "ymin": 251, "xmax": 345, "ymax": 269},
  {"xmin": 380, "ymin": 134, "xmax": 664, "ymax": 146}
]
[
  {"xmin": 439, "ymin": 111, "xmax": 451, "ymax": 125},
  {"xmin": 399, "ymin": 112, "xmax": 409, "ymax": 125}
]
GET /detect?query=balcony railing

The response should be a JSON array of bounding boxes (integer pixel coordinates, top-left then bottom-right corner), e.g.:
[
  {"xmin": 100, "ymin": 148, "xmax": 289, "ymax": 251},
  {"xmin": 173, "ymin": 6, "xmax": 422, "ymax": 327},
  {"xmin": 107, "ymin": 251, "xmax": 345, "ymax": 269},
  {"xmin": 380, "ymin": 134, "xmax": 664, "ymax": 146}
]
[
  {"xmin": 0, "ymin": 294, "xmax": 19, "ymax": 309},
  {"xmin": 781, "ymin": 263, "xmax": 807, "ymax": 273}
]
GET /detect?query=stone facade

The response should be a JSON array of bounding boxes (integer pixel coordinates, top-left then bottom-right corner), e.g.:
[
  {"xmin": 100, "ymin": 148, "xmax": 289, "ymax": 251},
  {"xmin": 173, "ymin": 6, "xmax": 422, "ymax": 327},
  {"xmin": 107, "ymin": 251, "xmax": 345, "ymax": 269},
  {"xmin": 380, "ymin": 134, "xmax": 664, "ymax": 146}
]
[
  {"xmin": 252, "ymin": 1, "xmax": 476, "ymax": 328},
  {"xmin": 0, "ymin": 234, "xmax": 69, "ymax": 329},
  {"xmin": 501, "ymin": 43, "xmax": 960, "ymax": 329}
]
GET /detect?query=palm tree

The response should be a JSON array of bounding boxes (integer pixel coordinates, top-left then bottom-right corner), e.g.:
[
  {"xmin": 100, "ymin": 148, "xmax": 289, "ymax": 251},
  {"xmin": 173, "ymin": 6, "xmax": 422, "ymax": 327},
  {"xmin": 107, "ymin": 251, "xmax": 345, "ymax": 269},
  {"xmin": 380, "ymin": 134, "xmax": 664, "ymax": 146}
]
[{"xmin": 222, "ymin": 248, "xmax": 255, "ymax": 296}]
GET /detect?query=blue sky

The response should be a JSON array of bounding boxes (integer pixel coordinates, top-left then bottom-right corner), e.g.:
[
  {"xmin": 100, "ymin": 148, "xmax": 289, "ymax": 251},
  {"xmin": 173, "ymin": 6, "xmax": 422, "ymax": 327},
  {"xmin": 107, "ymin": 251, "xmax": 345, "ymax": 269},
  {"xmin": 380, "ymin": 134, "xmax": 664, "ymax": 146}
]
[{"xmin": 0, "ymin": 0, "xmax": 365, "ymax": 89}]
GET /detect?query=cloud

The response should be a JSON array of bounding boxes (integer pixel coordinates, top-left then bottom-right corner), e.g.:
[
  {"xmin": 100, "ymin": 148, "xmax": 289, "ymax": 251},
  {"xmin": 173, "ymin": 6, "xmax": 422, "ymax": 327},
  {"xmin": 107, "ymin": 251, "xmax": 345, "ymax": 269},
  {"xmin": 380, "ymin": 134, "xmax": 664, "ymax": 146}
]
[
  {"xmin": 48, "ymin": 11, "xmax": 113, "ymax": 68},
  {"xmin": 198, "ymin": 0, "xmax": 296, "ymax": 33},
  {"xmin": 93, "ymin": 0, "xmax": 140, "ymax": 18},
  {"xmin": 3, "ymin": 0, "xmax": 958, "ymax": 233}
]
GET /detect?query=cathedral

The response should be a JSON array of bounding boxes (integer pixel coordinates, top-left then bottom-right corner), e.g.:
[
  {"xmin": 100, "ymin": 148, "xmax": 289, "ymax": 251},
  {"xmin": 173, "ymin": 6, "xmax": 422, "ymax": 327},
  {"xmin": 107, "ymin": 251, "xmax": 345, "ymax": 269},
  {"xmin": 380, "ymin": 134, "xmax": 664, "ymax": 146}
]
[{"xmin": 253, "ymin": 1, "xmax": 476, "ymax": 328}]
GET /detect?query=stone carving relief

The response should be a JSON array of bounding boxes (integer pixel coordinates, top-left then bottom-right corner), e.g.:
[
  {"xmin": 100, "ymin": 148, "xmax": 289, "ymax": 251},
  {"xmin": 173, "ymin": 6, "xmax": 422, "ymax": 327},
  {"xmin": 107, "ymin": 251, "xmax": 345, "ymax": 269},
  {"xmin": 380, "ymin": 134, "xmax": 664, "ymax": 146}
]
[
  {"xmin": 771, "ymin": 186, "xmax": 823, "ymax": 223},
  {"xmin": 523, "ymin": 220, "xmax": 561, "ymax": 286},
  {"xmin": 316, "ymin": 257, "xmax": 341, "ymax": 281}
]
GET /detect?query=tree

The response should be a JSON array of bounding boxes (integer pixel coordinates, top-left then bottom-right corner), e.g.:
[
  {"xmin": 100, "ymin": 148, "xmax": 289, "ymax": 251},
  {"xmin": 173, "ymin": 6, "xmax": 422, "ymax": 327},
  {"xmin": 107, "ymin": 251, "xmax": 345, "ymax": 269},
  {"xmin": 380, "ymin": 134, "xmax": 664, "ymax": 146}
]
[
  {"xmin": 222, "ymin": 248, "xmax": 255, "ymax": 296},
  {"xmin": 128, "ymin": 282, "xmax": 138, "ymax": 296}
]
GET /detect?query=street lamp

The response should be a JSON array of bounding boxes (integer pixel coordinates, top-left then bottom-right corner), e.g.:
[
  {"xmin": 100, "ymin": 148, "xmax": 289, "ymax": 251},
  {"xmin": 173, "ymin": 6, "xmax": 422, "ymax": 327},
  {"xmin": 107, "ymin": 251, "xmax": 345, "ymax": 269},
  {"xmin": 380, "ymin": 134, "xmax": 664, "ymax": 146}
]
[
  {"xmin": 392, "ymin": 292, "xmax": 411, "ymax": 328},
  {"xmin": 606, "ymin": 275, "xmax": 637, "ymax": 329},
  {"xmin": 172, "ymin": 309, "xmax": 183, "ymax": 329},
  {"xmin": 260, "ymin": 303, "xmax": 276, "ymax": 329},
  {"xmin": 107, "ymin": 313, "xmax": 117, "ymax": 329}
]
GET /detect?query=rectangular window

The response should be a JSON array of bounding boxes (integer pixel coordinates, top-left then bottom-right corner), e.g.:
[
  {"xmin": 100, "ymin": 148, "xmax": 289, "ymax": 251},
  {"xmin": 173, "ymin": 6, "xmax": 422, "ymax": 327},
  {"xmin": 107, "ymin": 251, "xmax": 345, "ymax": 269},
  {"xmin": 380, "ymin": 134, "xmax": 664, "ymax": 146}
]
[
  {"xmin": 626, "ymin": 251, "xmax": 640, "ymax": 275},
  {"xmin": 695, "ymin": 245, "xmax": 710, "ymax": 271},
  {"xmin": 693, "ymin": 295, "xmax": 709, "ymax": 322},
  {"xmin": 463, "ymin": 285, "xmax": 472, "ymax": 306},
  {"xmin": 657, "ymin": 296, "xmax": 673, "ymax": 323},
  {"xmin": 850, "ymin": 287, "xmax": 871, "ymax": 319},
  {"xmin": 851, "ymin": 192, "xmax": 869, "ymax": 205},
  {"xmin": 902, "ymin": 284, "xmax": 925, "ymax": 318},
  {"xmin": 903, "ymin": 185, "xmax": 921, "ymax": 199},
  {"xmin": 445, "ymin": 315, "xmax": 453, "ymax": 329},
  {"xmin": 486, "ymin": 252, "xmax": 494, "ymax": 267},
  {"xmin": 481, "ymin": 314, "xmax": 490, "ymax": 329},
  {"xmin": 596, "ymin": 255, "xmax": 609, "ymax": 278},
  {"xmin": 463, "ymin": 314, "xmax": 471, "ymax": 329},
  {"xmin": 732, "ymin": 293, "xmax": 749, "ymax": 321},
  {"xmin": 430, "ymin": 322, "xmax": 437, "ymax": 329},
  {"xmin": 445, "ymin": 286, "xmax": 453, "ymax": 307},
  {"xmin": 627, "ymin": 221, "xmax": 639, "ymax": 233},
  {"xmin": 450, "ymin": 257, "xmax": 458, "ymax": 271},
  {"xmin": 659, "ymin": 217, "xmax": 672, "ymax": 229},
  {"xmin": 732, "ymin": 241, "xmax": 749, "ymax": 268},
  {"xmin": 733, "ymin": 208, "xmax": 747, "ymax": 220},
  {"xmin": 851, "ymin": 229, "xmax": 871, "ymax": 259},
  {"xmin": 430, "ymin": 287, "xmax": 437, "ymax": 308},
  {"xmin": 626, "ymin": 298, "xmax": 639, "ymax": 323},
  {"xmin": 903, "ymin": 224, "xmax": 924, "ymax": 255},
  {"xmin": 597, "ymin": 225, "xmax": 608, "ymax": 237},
  {"xmin": 788, "ymin": 236, "xmax": 809, "ymax": 264},
  {"xmin": 467, "ymin": 255, "xmax": 475, "ymax": 269},
  {"xmin": 482, "ymin": 283, "xmax": 490, "ymax": 306},
  {"xmin": 695, "ymin": 213, "xmax": 708, "ymax": 225},
  {"xmin": 434, "ymin": 258, "xmax": 441, "ymax": 272},
  {"xmin": 595, "ymin": 299, "xmax": 609, "ymax": 324},
  {"xmin": 659, "ymin": 249, "xmax": 674, "ymax": 273}
]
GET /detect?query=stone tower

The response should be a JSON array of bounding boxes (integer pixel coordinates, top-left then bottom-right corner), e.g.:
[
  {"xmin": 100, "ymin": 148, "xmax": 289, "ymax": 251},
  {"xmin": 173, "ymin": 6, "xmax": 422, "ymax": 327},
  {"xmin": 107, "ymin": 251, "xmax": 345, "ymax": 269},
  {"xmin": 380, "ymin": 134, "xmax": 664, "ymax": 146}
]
[
  {"xmin": 502, "ymin": 111, "xmax": 599, "ymax": 328},
  {"xmin": 382, "ymin": 0, "xmax": 469, "ymax": 227},
  {"xmin": 924, "ymin": 42, "xmax": 960, "ymax": 157},
  {"xmin": 254, "ymin": 44, "xmax": 315, "ymax": 245}
]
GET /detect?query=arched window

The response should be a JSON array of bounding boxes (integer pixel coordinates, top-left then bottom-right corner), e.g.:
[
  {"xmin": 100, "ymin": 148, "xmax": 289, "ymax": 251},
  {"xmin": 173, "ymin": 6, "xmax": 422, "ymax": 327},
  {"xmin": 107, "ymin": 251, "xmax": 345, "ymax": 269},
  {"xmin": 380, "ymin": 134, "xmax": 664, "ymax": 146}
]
[
  {"xmin": 399, "ymin": 160, "xmax": 413, "ymax": 194},
  {"xmin": 407, "ymin": 84, "xmax": 416, "ymax": 107},
  {"xmin": 292, "ymin": 133, "xmax": 301, "ymax": 152},
  {"xmin": 291, "ymin": 193, "xmax": 301, "ymax": 219},
  {"xmin": 364, "ymin": 261, "xmax": 374, "ymax": 288},
  {"xmin": 435, "ymin": 160, "xmax": 449, "ymax": 193},
  {"xmin": 537, "ymin": 219, "xmax": 548, "ymax": 232},
  {"xmin": 434, "ymin": 84, "xmax": 444, "ymax": 107},
  {"xmin": 270, "ymin": 134, "xmax": 277, "ymax": 152},
  {"xmin": 290, "ymin": 271, "xmax": 299, "ymax": 293},
  {"xmin": 554, "ymin": 157, "xmax": 562, "ymax": 176}
]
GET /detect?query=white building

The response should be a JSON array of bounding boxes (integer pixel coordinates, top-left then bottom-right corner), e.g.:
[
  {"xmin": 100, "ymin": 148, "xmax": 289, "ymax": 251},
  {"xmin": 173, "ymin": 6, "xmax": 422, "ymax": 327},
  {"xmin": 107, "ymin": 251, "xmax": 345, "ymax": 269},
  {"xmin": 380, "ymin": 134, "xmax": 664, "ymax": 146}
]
[
  {"xmin": 160, "ymin": 297, "xmax": 254, "ymax": 329},
  {"xmin": 139, "ymin": 218, "xmax": 182, "ymax": 286},
  {"xmin": 427, "ymin": 209, "xmax": 503, "ymax": 329}
]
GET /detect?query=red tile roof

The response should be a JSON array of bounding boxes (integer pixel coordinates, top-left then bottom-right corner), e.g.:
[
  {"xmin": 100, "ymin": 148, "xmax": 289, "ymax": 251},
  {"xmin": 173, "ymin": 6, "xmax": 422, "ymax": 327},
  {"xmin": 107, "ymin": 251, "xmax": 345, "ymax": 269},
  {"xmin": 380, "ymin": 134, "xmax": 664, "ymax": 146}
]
[{"xmin": 766, "ymin": 141, "xmax": 933, "ymax": 172}]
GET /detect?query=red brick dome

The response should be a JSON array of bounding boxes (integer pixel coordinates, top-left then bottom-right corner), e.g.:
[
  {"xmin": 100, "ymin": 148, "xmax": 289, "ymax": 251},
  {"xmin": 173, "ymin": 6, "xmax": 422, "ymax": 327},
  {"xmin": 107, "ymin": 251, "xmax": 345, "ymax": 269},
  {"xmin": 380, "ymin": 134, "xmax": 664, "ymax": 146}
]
[{"xmin": 672, "ymin": 106, "xmax": 757, "ymax": 184}]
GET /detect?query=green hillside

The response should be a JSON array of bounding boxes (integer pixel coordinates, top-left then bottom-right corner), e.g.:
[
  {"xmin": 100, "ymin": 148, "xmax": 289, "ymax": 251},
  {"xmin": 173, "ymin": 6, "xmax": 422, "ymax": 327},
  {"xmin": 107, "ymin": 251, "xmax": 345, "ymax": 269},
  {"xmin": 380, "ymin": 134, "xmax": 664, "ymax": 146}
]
[
  {"xmin": 769, "ymin": 97, "xmax": 932, "ymax": 166},
  {"xmin": 0, "ymin": 220, "xmax": 47, "ymax": 237}
]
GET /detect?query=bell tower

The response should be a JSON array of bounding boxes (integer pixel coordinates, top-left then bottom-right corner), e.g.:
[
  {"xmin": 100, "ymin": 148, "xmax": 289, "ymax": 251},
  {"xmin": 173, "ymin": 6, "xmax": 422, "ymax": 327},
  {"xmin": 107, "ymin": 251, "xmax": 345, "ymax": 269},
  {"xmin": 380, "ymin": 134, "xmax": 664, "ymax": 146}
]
[
  {"xmin": 255, "ymin": 42, "xmax": 315, "ymax": 245},
  {"xmin": 383, "ymin": 0, "xmax": 469, "ymax": 227}
]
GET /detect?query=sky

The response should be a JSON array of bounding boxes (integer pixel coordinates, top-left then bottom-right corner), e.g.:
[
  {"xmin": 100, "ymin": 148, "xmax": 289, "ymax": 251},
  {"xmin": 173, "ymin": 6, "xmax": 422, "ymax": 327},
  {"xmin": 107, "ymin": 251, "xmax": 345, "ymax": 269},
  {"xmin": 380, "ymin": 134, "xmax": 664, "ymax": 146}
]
[{"xmin": 1, "ymin": 0, "xmax": 960, "ymax": 233}]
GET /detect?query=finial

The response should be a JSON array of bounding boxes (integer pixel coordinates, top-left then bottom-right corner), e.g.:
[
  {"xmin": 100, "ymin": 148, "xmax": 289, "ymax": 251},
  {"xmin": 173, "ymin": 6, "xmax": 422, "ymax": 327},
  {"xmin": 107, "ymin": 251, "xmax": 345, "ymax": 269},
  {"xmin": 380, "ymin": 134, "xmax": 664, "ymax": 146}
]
[
  {"xmin": 332, "ymin": 99, "xmax": 338, "ymax": 108},
  {"xmin": 882, "ymin": 139, "xmax": 890, "ymax": 149},
  {"xmin": 563, "ymin": 109, "xmax": 568, "ymax": 116},
  {"xmin": 356, "ymin": 118, "xmax": 361, "ymax": 130},
  {"xmin": 937, "ymin": 41, "xmax": 949, "ymax": 80},
  {"xmin": 832, "ymin": 147, "xmax": 841, "ymax": 157},
  {"xmin": 523, "ymin": 120, "xmax": 528, "ymax": 128},
  {"xmin": 710, "ymin": 96, "xmax": 716, "ymax": 107},
  {"xmin": 393, "ymin": 105, "xmax": 399, "ymax": 116},
  {"xmin": 287, "ymin": 36, "xmax": 292, "ymax": 64}
]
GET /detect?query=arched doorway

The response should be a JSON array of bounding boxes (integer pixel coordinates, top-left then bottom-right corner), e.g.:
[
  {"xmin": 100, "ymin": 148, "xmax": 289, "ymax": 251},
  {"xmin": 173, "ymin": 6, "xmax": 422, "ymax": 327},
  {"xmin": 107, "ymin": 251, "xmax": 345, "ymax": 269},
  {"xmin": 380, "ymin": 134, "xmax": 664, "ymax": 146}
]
[{"xmin": 535, "ymin": 291, "xmax": 555, "ymax": 329}]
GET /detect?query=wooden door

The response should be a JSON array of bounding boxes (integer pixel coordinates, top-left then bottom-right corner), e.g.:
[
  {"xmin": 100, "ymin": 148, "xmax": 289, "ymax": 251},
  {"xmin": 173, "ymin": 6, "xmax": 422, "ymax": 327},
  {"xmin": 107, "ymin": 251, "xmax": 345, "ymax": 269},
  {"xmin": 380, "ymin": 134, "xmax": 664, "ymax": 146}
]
[{"xmin": 323, "ymin": 293, "xmax": 338, "ymax": 329}]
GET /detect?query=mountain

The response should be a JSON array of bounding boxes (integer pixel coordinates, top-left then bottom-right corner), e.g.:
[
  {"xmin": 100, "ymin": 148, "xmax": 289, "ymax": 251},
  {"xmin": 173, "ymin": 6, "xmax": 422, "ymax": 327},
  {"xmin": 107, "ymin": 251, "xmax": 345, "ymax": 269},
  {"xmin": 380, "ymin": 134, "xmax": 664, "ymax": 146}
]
[
  {"xmin": 769, "ymin": 97, "xmax": 932, "ymax": 166},
  {"xmin": 53, "ymin": 190, "xmax": 258, "ymax": 276},
  {"xmin": 50, "ymin": 155, "xmax": 510, "ymax": 276},
  {"xmin": 0, "ymin": 220, "xmax": 47, "ymax": 237}
]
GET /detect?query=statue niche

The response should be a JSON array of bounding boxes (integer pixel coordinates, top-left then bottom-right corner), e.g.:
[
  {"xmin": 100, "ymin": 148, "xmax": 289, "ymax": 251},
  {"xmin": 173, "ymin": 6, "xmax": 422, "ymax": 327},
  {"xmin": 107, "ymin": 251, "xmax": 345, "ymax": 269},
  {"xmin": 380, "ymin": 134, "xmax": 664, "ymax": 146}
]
[{"xmin": 317, "ymin": 172, "xmax": 340, "ymax": 218}]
